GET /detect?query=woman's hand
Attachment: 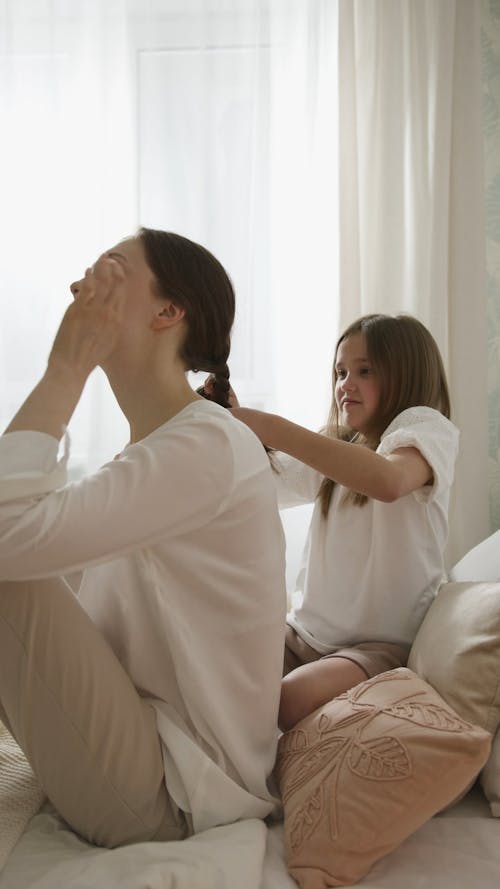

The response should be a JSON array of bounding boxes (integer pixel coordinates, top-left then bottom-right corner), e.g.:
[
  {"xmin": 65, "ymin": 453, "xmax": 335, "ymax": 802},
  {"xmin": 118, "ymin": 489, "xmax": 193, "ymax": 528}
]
[
  {"xmin": 48, "ymin": 258, "xmax": 126, "ymax": 383},
  {"xmin": 3, "ymin": 258, "xmax": 127, "ymax": 440}
]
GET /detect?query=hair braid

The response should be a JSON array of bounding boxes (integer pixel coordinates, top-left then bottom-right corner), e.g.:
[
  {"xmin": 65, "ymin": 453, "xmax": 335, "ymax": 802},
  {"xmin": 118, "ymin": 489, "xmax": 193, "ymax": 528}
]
[
  {"xmin": 195, "ymin": 361, "xmax": 232, "ymax": 409},
  {"xmin": 210, "ymin": 363, "xmax": 231, "ymax": 408}
]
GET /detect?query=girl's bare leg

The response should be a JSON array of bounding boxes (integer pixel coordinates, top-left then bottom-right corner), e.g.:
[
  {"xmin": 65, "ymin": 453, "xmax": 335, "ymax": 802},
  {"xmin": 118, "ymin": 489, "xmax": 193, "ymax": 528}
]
[{"xmin": 279, "ymin": 657, "xmax": 368, "ymax": 732}]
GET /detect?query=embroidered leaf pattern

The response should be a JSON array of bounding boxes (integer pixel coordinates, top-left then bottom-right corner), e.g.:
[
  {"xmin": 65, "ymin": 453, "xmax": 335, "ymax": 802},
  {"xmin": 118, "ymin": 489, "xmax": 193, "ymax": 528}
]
[
  {"xmin": 318, "ymin": 713, "xmax": 330, "ymax": 734},
  {"xmin": 288, "ymin": 783, "xmax": 324, "ymax": 853},
  {"xmin": 383, "ymin": 701, "xmax": 467, "ymax": 732},
  {"xmin": 318, "ymin": 707, "xmax": 372, "ymax": 736},
  {"xmin": 280, "ymin": 737, "xmax": 347, "ymax": 803},
  {"xmin": 348, "ymin": 735, "xmax": 411, "ymax": 780},
  {"xmin": 278, "ymin": 728, "xmax": 308, "ymax": 758},
  {"xmin": 348, "ymin": 669, "xmax": 414, "ymax": 703},
  {"xmin": 347, "ymin": 670, "xmax": 401, "ymax": 702}
]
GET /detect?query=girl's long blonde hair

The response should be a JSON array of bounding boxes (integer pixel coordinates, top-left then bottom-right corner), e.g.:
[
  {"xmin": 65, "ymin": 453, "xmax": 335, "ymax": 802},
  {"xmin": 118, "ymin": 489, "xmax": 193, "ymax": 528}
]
[{"xmin": 318, "ymin": 314, "xmax": 451, "ymax": 516}]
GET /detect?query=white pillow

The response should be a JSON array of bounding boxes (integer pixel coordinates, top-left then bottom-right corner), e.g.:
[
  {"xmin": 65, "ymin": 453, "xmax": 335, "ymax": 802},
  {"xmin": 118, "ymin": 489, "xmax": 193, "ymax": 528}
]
[
  {"xmin": 408, "ymin": 580, "xmax": 500, "ymax": 817},
  {"xmin": 449, "ymin": 530, "xmax": 500, "ymax": 582},
  {"xmin": 482, "ymin": 727, "xmax": 500, "ymax": 817}
]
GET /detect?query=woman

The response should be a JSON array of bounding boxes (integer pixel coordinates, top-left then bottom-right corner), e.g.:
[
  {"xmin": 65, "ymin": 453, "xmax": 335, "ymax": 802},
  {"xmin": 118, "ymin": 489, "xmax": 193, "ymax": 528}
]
[{"xmin": 0, "ymin": 228, "xmax": 286, "ymax": 847}]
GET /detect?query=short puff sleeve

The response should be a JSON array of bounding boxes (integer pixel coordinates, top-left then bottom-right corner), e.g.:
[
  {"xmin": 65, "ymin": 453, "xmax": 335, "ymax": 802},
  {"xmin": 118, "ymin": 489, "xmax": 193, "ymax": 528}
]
[
  {"xmin": 377, "ymin": 407, "xmax": 459, "ymax": 503},
  {"xmin": 272, "ymin": 452, "xmax": 323, "ymax": 509}
]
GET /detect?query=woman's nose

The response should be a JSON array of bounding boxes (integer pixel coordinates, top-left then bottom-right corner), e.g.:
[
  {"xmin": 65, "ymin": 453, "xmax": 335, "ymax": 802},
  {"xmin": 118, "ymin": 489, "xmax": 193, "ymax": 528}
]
[{"xmin": 70, "ymin": 280, "xmax": 81, "ymax": 299}]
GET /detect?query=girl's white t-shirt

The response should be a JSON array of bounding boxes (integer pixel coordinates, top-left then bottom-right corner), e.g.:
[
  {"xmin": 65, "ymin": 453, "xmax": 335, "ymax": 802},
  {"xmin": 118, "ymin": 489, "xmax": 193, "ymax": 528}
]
[
  {"xmin": 0, "ymin": 400, "xmax": 287, "ymax": 834},
  {"xmin": 274, "ymin": 406, "xmax": 459, "ymax": 652}
]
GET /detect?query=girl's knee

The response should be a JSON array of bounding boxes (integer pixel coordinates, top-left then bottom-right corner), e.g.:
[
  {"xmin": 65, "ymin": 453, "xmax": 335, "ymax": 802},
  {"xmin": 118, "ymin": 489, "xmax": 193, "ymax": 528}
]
[{"xmin": 279, "ymin": 671, "xmax": 310, "ymax": 733}]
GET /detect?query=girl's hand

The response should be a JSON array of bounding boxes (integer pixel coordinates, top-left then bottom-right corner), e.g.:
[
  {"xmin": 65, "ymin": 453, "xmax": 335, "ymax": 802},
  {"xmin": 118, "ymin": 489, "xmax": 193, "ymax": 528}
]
[
  {"xmin": 227, "ymin": 385, "xmax": 239, "ymax": 408},
  {"xmin": 198, "ymin": 375, "xmax": 240, "ymax": 407},
  {"xmin": 48, "ymin": 258, "xmax": 126, "ymax": 383},
  {"xmin": 230, "ymin": 407, "xmax": 274, "ymax": 445}
]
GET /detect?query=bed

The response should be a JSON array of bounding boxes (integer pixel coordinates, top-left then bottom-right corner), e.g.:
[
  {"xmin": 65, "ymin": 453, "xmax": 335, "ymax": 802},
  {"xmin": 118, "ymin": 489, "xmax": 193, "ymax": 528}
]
[
  {"xmin": 0, "ymin": 786, "xmax": 497, "ymax": 889},
  {"xmin": 1, "ymin": 531, "xmax": 499, "ymax": 889}
]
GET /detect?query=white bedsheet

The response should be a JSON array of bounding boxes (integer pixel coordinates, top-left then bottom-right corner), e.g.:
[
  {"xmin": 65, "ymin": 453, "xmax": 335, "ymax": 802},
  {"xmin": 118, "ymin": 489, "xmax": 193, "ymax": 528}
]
[
  {"xmin": 0, "ymin": 724, "xmax": 45, "ymax": 873},
  {"xmin": 1, "ymin": 787, "xmax": 499, "ymax": 889},
  {"xmin": 0, "ymin": 804, "xmax": 268, "ymax": 889}
]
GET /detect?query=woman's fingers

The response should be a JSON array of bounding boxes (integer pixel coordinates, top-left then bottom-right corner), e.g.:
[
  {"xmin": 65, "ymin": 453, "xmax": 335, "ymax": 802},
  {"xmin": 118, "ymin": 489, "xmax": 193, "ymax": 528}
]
[
  {"xmin": 77, "ymin": 269, "xmax": 96, "ymax": 304},
  {"xmin": 48, "ymin": 260, "xmax": 128, "ymax": 379},
  {"xmin": 77, "ymin": 259, "xmax": 125, "ymax": 306}
]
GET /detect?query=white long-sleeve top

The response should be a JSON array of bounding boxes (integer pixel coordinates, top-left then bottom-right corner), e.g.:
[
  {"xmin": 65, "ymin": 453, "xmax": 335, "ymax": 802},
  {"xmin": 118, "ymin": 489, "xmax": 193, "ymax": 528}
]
[
  {"xmin": 274, "ymin": 407, "xmax": 459, "ymax": 651},
  {"xmin": 0, "ymin": 399, "xmax": 287, "ymax": 834}
]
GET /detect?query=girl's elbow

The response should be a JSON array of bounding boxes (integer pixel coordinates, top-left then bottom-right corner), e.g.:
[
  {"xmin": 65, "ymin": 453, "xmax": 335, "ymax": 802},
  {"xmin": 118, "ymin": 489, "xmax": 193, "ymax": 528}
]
[
  {"xmin": 375, "ymin": 490, "xmax": 399, "ymax": 504},
  {"xmin": 376, "ymin": 476, "xmax": 405, "ymax": 503}
]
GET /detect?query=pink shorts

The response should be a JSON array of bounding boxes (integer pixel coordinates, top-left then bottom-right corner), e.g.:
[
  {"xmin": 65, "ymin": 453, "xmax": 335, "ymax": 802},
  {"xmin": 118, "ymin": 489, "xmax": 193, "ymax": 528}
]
[{"xmin": 283, "ymin": 625, "xmax": 410, "ymax": 679}]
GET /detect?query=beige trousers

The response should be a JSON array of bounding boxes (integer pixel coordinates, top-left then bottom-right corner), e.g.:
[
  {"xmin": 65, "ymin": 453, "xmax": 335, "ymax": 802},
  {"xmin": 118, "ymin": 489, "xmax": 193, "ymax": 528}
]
[{"xmin": 0, "ymin": 577, "xmax": 186, "ymax": 848}]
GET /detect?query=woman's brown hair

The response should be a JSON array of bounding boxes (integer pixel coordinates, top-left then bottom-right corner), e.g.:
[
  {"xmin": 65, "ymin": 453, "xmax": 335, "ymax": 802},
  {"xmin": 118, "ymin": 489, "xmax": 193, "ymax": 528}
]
[
  {"xmin": 138, "ymin": 227, "xmax": 235, "ymax": 408},
  {"xmin": 318, "ymin": 313, "xmax": 451, "ymax": 515}
]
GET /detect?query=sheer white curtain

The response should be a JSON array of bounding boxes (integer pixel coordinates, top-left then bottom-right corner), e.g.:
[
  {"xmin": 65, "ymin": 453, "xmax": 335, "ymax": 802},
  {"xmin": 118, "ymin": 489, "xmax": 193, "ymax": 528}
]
[
  {"xmin": 0, "ymin": 0, "xmax": 136, "ymax": 473},
  {"xmin": 0, "ymin": 0, "xmax": 487, "ymax": 568},
  {"xmin": 268, "ymin": 0, "xmax": 339, "ymax": 431},
  {"xmin": 0, "ymin": 0, "xmax": 339, "ymax": 482},
  {"xmin": 338, "ymin": 0, "xmax": 488, "ymax": 565}
]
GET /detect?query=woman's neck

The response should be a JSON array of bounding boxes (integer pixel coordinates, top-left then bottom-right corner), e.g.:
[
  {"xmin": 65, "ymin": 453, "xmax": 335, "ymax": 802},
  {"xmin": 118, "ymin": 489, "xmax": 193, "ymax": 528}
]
[{"xmin": 104, "ymin": 357, "xmax": 202, "ymax": 443}]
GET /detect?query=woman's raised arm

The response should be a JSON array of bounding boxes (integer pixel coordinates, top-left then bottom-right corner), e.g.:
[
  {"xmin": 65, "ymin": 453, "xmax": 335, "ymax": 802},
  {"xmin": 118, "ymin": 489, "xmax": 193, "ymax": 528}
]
[{"xmin": 4, "ymin": 258, "xmax": 125, "ymax": 440}]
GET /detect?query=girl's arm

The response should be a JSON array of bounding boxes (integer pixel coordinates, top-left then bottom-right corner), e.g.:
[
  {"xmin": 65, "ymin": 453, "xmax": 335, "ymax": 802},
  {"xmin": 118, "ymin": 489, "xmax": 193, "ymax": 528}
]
[
  {"xmin": 231, "ymin": 408, "xmax": 432, "ymax": 503},
  {"xmin": 4, "ymin": 259, "xmax": 125, "ymax": 440}
]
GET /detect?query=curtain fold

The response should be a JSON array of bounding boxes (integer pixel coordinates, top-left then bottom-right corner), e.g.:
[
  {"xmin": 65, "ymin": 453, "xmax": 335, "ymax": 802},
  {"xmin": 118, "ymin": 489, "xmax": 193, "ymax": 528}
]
[
  {"xmin": 268, "ymin": 0, "xmax": 339, "ymax": 430},
  {"xmin": 338, "ymin": 0, "xmax": 489, "ymax": 565}
]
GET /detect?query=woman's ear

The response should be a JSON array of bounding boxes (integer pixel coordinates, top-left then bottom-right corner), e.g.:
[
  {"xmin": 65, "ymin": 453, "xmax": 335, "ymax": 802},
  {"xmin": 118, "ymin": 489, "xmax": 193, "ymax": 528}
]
[{"xmin": 151, "ymin": 301, "xmax": 186, "ymax": 330}]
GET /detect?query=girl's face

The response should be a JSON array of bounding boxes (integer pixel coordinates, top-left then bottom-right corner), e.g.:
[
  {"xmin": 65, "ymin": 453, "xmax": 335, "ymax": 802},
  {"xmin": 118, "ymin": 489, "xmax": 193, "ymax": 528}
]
[{"xmin": 334, "ymin": 333, "xmax": 381, "ymax": 433}]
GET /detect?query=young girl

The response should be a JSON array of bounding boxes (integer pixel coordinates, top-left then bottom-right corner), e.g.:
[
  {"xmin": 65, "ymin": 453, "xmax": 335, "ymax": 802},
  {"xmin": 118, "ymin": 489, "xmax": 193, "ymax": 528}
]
[
  {"xmin": 0, "ymin": 229, "xmax": 286, "ymax": 847},
  {"xmin": 231, "ymin": 313, "xmax": 459, "ymax": 732}
]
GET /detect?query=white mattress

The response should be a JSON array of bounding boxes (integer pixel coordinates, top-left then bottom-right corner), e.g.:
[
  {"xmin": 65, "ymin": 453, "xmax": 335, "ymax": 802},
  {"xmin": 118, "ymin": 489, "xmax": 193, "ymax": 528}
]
[{"xmin": 0, "ymin": 785, "xmax": 498, "ymax": 889}]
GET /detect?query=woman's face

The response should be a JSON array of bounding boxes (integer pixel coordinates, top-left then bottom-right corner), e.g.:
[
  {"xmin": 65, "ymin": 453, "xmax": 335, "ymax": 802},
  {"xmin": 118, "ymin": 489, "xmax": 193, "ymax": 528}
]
[{"xmin": 70, "ymin": 237, "xmax": 157, "ymax": 321}]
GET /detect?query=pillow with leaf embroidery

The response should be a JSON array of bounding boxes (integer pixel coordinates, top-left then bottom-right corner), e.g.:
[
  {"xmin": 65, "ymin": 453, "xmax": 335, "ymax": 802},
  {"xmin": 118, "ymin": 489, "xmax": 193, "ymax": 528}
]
[{"xmin": 275, "ymin": 668, "xmax": 491, "ymax": 889}]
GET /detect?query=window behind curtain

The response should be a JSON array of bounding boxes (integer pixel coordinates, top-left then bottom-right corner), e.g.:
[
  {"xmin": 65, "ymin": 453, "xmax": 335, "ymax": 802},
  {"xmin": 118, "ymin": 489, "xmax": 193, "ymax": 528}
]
[{"xmin": 0, "ymin": 0, "xmax": 339, "ymax": 482}]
